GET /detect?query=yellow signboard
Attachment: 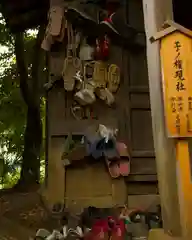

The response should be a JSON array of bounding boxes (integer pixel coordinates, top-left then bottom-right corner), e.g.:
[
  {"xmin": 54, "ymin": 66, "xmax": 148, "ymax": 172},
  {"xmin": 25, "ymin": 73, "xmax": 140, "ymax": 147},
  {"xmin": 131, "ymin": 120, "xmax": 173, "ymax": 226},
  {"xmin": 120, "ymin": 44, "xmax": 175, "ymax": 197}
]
[{"xmin": 160, "ymin": 31, "xmax": 192, "ymax": 137}]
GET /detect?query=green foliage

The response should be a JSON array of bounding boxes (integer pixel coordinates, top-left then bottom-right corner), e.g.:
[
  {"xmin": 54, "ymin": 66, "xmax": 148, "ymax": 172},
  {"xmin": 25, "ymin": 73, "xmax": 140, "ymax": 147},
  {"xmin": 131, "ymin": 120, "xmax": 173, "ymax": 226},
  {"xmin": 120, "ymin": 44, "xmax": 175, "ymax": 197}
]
[
  {"xmin": 0, "ymin": 168, "xmax": 20, "ymax": 189},
  {"xmin": 0, "ymin": 16, "xmax": 45, "ymax": 188}
]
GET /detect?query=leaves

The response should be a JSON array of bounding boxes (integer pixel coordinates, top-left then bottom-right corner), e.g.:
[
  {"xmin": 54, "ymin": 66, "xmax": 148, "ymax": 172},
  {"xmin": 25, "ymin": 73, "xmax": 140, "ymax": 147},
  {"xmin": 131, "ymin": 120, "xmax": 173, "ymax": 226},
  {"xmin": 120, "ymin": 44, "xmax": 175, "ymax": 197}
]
[{"xmin": 0, "ymin": 15, "xmax": 45, "ymax": 187}]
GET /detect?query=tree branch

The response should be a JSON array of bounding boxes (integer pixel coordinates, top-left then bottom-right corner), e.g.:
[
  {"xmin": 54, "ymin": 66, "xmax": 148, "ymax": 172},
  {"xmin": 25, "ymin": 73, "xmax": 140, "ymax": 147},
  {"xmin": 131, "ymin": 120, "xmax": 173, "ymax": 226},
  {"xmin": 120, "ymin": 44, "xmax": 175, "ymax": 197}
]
[
  {"xmin": 15, "ymin": 25, "xmax": 45, "ymax": 108},
  {"xmin": 31, "ymin": 24, "xmax": 45, "ymax": 101},
  {"xmin": 14, "ymin": 32, "xmax": 31, "ymax": 106}
]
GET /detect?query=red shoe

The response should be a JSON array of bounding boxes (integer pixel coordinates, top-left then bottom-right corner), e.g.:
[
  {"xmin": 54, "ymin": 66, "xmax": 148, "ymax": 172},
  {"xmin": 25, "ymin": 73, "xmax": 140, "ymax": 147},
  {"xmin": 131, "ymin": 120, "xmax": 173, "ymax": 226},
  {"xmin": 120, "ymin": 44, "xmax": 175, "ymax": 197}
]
[
  {"xmin": 94, "ymin": 38, "xmax": 102, "ymax": 60},
  {"xmin": 102, "ymin": 35, "xmax": 110, "ymax": 59}
]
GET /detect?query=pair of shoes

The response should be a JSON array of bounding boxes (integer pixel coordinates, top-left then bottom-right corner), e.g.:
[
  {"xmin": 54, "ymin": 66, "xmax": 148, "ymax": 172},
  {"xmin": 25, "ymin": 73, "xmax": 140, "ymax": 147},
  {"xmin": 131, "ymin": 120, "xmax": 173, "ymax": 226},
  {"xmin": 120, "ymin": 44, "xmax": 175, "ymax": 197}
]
[{"xmin": 65, "ymin": 1, "xmax": 145, "ymax": 47}]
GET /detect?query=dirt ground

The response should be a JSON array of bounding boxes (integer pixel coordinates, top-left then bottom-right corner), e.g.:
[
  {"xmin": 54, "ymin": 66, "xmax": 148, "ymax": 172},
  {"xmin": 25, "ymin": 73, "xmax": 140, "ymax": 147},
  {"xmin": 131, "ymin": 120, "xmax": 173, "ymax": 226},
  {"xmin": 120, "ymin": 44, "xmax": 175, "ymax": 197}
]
[{"xmin": 0, "ymin": 189, "xmax": 61, "ymax": 239}]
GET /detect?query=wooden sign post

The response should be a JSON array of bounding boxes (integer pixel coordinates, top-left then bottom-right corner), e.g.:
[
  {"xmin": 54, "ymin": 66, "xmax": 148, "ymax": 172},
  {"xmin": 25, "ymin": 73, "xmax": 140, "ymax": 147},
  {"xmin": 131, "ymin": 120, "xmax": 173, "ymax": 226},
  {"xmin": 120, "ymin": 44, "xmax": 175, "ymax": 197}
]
[
  {"xmin": 151, "ymin": 20, "xmax": 192, "ymax": 238},
  {"xmin": 158, "ymin": 25, "xmax": 192, "ymax": 138}
]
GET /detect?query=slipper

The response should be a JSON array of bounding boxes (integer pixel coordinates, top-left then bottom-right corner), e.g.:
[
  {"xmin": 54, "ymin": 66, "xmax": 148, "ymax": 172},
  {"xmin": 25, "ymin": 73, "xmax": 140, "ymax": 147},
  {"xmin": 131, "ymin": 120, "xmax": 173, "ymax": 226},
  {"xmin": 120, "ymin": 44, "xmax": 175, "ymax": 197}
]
[
  {"xmin": 62, "ymin": 23, "xmax": 82, "ymax": 91},
  {"xmin": 55, "ymin": 15, "xmax": 67, "ymax": 42},
  {"xmin": 116, "ymin": 142, "xmax": 130, "ymax": 176},
  {"xmin": 105, "ymin": 158, "xmax": 120, "ymax": 178},
  {"xmin": 41, "ymin": 6, "xmax": 63, "ymax": 51},
  {"xmin": 95, "ymin": 88, "xmax": 115, "ymax": 106},
  {"xmin": 107, "ymin": 64, "xmax": 120, "ymax": 93},
  {"xmin": 63, "ymin": 56, "xmax": 81, "ymax": 91},
  {"xmin": 74, "ymin": 61, "xmax": 96, "ymax": 106},
  {"xmin": 41, "ymin": 9, "xmax": 53, "ymax": 51},
  {"xmin": 49, "ymin": 6, "xmax": 64, "ymax": 37},
  {"xmin": 92, "ymin": 61, "xmax": 108, "ymax": 88},
  {"xmin": 104, "ymin": 88, "xmax": 115, "ymax": 105},
  {"xmin": 74, "ymin": 88, "xmax": 96, "ymax": 106},
  {"xmin": 119, "ymin": 160, "xmax": 130, "ymax": 176},
  {"xmin": 41, "ymin": 26, "xmax": 54, "ymax": 51}
]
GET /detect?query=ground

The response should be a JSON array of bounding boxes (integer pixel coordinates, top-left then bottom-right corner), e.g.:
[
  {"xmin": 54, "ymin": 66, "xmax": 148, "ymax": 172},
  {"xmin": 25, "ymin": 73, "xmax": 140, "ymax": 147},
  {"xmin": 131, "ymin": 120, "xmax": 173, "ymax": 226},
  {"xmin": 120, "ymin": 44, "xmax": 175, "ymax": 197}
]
[
  {"xmin": 0, "ymin": 188, "xmax": 151, "ymax": 240},
  {"xmin": 0, "ymin": 189, "xmax": 61, "ymax": 240}
]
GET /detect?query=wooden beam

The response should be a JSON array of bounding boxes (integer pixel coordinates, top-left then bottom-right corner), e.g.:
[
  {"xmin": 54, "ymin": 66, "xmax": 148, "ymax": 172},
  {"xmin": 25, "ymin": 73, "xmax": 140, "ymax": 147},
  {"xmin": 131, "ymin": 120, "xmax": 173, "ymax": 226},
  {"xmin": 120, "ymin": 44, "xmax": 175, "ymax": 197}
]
[{"xmin": 142, "ymin": 0, "xmax": 181, "ymax": 236}]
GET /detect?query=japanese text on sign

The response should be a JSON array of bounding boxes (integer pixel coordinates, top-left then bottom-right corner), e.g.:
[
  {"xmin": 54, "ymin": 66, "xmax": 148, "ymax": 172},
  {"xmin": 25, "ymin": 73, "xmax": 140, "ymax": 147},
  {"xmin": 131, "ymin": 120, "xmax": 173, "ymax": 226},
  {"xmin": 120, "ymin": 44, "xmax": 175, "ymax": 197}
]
[
  {"xmin": 187, "ymin": 97, "xmax": 192, "ymax": 133},
  {"xmin": 160, "ymin": 31, "xmax": 192, "ymax": 137},
  {"xmin": 174, "ymin": 41, "xmax": 186, "ymax": 92},
  {"xmin": 169, "ymin": 96, "xmax": 192, "ymax": 134}
]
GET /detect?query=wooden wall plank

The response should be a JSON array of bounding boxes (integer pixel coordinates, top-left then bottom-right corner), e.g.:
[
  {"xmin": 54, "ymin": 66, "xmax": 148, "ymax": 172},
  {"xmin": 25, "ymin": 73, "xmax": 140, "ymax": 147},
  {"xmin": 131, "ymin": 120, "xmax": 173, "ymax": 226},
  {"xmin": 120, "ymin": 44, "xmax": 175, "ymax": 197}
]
[{"xmin": 125, "ymin": 0, "xmax": 156, "ymax": 177}]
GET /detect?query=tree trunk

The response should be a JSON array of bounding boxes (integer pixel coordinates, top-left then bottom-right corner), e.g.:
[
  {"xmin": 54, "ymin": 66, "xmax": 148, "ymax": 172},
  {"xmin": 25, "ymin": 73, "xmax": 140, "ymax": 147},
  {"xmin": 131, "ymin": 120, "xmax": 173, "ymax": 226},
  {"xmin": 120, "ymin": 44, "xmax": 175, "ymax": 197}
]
[
  {"xmin": 14, "ymin": 26, "xmax": 45, "ymax": 189},
  {"xmin": 18, "ymin": 106, "xmax": 42, "ymax": 186}
]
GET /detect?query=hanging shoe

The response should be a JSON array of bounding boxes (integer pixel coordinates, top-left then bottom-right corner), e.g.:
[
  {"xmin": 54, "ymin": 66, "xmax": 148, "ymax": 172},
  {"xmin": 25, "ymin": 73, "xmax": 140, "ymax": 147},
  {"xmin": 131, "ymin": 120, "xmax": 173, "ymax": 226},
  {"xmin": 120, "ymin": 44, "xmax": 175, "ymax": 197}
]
[
  {"xmin": 117, "ymin": 142, "xmax": 130, "ymax": 177},
  {"xmin": 95, "ymin": 35, "xmax": 110, "ymax": 61},
  {"xmin": 79, "ymin": 38, "xmax": 95, "ymax": 61},
  {"xmin": 95, "ymin": 88, "xmax": 115, "ymax": 106},
  {"xmin": 49, "ymin": 6, "xmax": 64, "ymax": 37},
  {"xmin": 92, "ymin": 61, "xmax": 108, "ymax": 88},
  {"xmin": 74, "ymin": 88, "xmax": 96, "ymax": 106},
  {"xmin": 55, "ymin": 16, "xmax": 67, "ymax": 42},
  {"xmin": 107, "ymin": 64, "xmax": 121, "ymax": 93},
  {"xmin": 101, "ymin": 35, "xmax": 110, "ymax": 60},
  {"xmin": 94, "ymin": 38, "xmax": 102, "ymax": 60},
  {"xmin": 106, "ymin": 159, "xmax": 120, "ymax": 178},
  {"xmin": 62, "ymin": 23, "xmax": 82, "ymax": 91},
  {"xmin": 41, "ymin": 6, "xmax": 64, "ymax": 51},
  {"xmin": 104, "ymin": 88, "xmax": 115, "ymax": 106}
]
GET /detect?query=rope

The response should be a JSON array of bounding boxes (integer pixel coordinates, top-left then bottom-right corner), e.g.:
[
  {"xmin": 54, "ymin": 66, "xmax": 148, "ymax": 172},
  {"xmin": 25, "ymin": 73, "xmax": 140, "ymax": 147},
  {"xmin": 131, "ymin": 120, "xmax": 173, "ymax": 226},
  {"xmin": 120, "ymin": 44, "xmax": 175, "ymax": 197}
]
[{"xmin": 63, "ymin": 21, "xmax": 82, "ymax": 91}]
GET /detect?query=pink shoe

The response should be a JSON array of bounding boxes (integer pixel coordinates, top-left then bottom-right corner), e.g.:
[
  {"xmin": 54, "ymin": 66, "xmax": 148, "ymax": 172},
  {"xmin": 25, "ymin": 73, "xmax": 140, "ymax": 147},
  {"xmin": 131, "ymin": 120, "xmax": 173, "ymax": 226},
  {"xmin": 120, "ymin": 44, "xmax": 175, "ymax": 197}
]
[
  {"xmin": 105, "ymin": 158, "xmax": 120, "ymax": 178},
  {"xmin": 116, "ymin": 142, "xmax": 130, "ymax": 176},
  {"xmin": 119, "ymin": 160, "xmax": 130, "ymax": 176}
]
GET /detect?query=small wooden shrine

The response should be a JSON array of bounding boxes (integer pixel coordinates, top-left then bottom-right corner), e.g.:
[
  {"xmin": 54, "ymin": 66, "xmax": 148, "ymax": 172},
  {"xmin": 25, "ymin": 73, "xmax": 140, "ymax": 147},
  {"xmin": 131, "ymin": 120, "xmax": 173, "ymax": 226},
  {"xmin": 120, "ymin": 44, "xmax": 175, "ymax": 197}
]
[{"xmin": 0, "ymin": 0, "xmax": 159, "ymax": 211}]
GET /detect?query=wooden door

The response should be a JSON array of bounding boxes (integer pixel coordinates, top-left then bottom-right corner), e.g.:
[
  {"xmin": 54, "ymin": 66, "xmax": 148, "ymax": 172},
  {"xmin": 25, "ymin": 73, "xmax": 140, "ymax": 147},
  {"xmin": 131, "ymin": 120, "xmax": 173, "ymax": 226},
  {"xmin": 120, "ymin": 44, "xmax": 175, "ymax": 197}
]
[
  {"xmin": 124, "ymin": 0, "xmax": 157, "ymax": 186},
  {"xmin": 47, "ymin": 0, "xmax": 157, "ymax": 190}
]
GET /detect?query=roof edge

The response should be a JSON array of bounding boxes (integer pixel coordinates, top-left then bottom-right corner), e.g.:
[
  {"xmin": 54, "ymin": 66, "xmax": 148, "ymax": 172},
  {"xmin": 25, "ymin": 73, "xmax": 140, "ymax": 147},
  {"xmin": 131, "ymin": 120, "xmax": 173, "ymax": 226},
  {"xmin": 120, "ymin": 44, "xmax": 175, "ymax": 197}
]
[{"xmin": 150, "ymin": 20, "xmax": 192, "ymax": 42}]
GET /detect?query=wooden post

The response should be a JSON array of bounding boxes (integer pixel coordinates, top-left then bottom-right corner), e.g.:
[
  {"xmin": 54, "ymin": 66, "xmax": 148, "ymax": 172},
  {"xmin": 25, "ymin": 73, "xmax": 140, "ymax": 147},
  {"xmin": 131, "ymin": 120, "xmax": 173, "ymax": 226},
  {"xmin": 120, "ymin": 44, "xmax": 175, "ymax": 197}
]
[
  {"xmin": 153, "ymin": 22, "xmax": 192, "ymax": 238},
  {"xmin": 142, "ymin": 0, "xmax": 181, "ymax": 236}
]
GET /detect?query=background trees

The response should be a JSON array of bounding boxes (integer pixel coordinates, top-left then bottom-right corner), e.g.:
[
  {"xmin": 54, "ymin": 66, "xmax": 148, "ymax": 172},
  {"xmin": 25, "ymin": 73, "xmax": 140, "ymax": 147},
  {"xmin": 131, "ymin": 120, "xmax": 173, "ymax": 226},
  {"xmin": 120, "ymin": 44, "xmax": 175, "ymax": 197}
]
[{"xmin": 0, "ymin": 15, "xmax": 46, "ymax": 189}]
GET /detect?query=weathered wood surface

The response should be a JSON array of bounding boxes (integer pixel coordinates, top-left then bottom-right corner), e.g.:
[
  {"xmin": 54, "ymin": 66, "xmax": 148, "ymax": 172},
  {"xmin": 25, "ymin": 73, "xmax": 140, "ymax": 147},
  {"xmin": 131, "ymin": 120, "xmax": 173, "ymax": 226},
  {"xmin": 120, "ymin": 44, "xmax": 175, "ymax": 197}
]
[
  {"xmin": 142, "ymin": 0, "xmax": 181, "ymax": 236},
  {"xmin": 48, "ymin": 1, "xmax": 157, "ymax": 177}
]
